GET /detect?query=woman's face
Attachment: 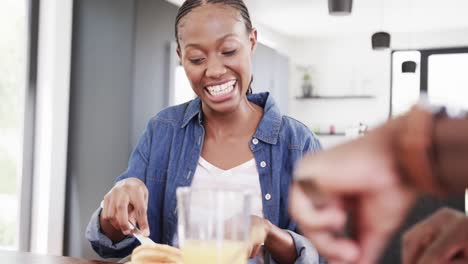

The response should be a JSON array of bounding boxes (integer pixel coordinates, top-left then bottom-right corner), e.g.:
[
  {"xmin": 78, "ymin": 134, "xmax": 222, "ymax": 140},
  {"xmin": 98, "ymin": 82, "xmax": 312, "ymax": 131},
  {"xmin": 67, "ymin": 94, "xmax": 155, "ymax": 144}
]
[{"xmin": 177, "ymin": 4, "xmax": 257, "ymax": 114}]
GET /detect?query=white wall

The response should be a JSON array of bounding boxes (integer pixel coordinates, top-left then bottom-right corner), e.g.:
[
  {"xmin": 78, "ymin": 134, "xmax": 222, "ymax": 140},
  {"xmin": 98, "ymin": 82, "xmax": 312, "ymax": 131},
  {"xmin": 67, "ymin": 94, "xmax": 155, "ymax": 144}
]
[
  {"xmin": 254, "ymin": 23, "xmax": 294, "ymax": 57},
  {"xmin": 286, "ymin": 28, "xmax": 468, "ymax": 147}
]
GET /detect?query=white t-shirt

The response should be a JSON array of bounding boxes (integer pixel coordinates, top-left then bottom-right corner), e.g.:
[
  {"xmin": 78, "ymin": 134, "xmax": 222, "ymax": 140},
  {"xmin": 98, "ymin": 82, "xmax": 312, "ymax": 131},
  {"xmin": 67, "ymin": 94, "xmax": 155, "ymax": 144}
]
[{"xmin": 191, "ymin": 156, "xmax": 264, "ymax": 218}]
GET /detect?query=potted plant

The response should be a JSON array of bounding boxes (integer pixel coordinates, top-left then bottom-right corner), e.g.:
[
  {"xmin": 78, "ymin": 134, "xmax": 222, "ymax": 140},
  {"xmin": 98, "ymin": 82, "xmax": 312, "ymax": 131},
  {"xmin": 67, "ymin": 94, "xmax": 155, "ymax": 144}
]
[{"xmin": 302, "ymin": 71, "xmax": 313, "ymax": 98}]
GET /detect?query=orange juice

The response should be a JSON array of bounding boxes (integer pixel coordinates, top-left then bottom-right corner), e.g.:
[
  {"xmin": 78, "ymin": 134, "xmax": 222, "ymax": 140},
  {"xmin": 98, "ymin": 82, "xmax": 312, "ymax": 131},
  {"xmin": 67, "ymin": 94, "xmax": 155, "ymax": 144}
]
[{"xmin": 182, "ymin": 240, "xmax": 247, "ymax": 264}]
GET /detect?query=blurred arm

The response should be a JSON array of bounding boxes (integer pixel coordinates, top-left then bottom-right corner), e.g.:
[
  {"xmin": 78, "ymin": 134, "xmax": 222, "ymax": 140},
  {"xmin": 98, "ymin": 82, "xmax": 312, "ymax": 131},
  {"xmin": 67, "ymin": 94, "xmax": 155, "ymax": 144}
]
[
  {"xmin": 434, "ymin": 117, "xmax": 468, "ymax": 193},
  {"xmin": 395, "ymin": 106, "xmax": 468, "ymax": 195}
]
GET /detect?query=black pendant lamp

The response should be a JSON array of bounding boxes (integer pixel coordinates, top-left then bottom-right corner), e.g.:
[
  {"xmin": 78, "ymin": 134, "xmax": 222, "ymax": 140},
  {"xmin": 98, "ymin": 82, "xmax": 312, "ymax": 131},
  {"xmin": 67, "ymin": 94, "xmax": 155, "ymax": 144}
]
[
  {"xmin": 372, "ymin": 32, "xmax": 391, "ymax": 50},
  {"xmin": 402, "ymin": 60, "xmax": 417, "ymax": 73},
  {"xmin": 328, "ymin": 0, "xmax": 353, "ymax": 15}
]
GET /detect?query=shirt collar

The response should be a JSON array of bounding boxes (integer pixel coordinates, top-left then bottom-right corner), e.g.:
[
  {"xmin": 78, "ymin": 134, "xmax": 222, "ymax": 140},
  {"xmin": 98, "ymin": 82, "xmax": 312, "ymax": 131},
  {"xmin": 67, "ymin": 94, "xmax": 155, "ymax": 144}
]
[
  {"xmin": 181, "ymin": 92, "xmax": 282, "ymax": 144},
  {"xmin": 181, "ymin": 97, "xmax": 202, "ymax": 128}
]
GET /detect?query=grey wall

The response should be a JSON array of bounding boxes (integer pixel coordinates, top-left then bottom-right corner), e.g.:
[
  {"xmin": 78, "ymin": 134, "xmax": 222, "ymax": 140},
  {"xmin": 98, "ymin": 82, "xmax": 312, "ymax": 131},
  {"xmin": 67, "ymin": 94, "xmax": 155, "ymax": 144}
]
[
  {"xmin": 252, "ymin": 43, "xmax": 289, "ymax": 114},
  {"xmin": 65, "ymin": 0, "xmax": 136, "ymax": 259},
  {"xmin": 131, "ymin": 0, "xmax": 179, "ymax": 147},
  {"xmin": 65, "ymin": 0, "xmax": 180, "ymax": 260}
]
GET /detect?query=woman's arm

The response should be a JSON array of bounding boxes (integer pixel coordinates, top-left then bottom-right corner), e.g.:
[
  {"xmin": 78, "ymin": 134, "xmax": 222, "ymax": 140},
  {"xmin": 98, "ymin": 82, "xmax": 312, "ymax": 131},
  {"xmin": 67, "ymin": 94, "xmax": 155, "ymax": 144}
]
[{"xmin": 265, "ymin": 221, "xmax": 298, "ymax": 264}]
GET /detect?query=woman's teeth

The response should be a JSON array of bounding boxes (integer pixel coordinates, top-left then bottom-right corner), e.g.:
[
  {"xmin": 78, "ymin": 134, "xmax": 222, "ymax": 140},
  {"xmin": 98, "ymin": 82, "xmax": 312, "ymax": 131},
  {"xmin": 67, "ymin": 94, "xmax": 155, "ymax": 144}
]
[{"xmin": 206, "ymin": 80, "xmax": 236, "ymax": 97}]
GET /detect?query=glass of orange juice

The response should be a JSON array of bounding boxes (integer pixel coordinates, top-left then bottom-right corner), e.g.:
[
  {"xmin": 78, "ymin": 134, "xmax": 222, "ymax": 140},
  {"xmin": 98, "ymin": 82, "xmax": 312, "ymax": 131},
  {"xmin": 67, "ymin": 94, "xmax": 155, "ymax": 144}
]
[{"xmin": 176, "ymin": 187, "xmax": 251, "ymax": 264}]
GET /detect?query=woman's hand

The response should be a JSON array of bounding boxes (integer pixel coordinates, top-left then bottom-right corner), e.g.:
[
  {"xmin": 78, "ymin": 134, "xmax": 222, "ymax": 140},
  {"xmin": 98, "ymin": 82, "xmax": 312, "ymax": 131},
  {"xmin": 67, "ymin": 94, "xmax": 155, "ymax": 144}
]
[
  {"xmin": 248, "ymin": 215, "xmax": 271, "ymax": 258},
  {"xmin": 130, "ymin": 244, "xmax": 183, "ymax": 264},
  {"xmin": 249, "ymin": 215, "xmax": 298, "ymax": 264},
  {"xmin": 402, "ymin": 207, "xmax": 468, "ymax": 264},
  {"xmin": 100, "ymin": 177, "xmax": 150, "ymax": 242}
]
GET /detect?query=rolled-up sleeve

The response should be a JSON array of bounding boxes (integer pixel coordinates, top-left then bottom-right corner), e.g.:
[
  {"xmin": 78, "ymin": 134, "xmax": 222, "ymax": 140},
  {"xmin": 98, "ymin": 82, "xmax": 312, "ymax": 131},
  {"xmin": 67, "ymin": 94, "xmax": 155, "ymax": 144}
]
[
  {"xmin": 85, "ymin": 208, "xmax": 138, "ymax": 258},
  {"xmin": 288, "ymin": 230, "xmax": 326, "ymax": 264},
  {"xmin": 263, "ymin": 230, "xmax": 323, "ymax": 264}
]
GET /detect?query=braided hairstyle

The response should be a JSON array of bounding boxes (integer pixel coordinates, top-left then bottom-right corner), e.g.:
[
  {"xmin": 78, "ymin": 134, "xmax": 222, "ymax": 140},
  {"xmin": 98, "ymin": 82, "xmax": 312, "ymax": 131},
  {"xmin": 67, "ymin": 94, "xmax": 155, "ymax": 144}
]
[{"xmin": 175, "ymin": 0, "xmax": 254, "ymax": 94}]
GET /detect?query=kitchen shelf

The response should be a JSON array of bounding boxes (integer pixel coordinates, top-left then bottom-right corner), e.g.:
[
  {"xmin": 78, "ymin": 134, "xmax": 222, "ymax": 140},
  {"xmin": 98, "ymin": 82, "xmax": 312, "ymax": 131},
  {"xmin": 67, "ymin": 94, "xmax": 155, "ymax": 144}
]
[{"xmin": 296, "ymin": 95, "xmax": 375, "ymax": 100}]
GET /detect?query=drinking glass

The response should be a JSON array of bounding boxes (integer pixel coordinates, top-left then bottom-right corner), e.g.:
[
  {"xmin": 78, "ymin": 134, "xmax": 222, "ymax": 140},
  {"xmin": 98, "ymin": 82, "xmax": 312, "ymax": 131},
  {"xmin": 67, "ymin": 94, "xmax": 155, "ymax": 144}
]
[{"xmin": 176, "ymin": 187, "xmax": 252, "ymax": 264}]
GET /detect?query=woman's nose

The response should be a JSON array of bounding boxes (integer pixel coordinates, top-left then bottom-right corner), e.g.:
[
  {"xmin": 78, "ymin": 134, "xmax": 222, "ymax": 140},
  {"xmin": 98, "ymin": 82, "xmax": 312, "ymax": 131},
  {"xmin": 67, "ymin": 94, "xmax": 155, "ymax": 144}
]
[{"xmin": 205, "ymin": 57, "xmax": 227, "ymax": 79}]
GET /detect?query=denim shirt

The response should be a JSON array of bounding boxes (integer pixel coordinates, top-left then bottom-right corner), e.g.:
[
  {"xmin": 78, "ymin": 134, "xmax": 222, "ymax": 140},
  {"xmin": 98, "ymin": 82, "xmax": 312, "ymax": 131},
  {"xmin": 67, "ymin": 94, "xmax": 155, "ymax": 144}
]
[{"xmin": 86, "ymin": 92, "xmax": 323, "ymax": 263}]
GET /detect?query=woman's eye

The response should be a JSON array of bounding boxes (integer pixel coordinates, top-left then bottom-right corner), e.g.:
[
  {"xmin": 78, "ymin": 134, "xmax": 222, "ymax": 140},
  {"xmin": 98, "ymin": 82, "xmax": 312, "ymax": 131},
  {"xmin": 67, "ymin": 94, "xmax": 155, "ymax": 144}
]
[
  {"xmin": 222, "ymin": 50, "xmax": 236, "ymax": 56},
  {"xmin": 189, "ymin": 58, "xmax": 204, "ymax": 65}
]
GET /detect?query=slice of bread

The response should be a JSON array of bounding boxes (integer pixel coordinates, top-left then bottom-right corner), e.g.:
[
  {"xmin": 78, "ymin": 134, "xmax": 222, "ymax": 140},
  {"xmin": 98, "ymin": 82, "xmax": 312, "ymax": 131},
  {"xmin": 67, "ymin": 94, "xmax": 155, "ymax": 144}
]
[{"xmin": 130, "ymin": 244, "xmax": 183, "ymax": 264}]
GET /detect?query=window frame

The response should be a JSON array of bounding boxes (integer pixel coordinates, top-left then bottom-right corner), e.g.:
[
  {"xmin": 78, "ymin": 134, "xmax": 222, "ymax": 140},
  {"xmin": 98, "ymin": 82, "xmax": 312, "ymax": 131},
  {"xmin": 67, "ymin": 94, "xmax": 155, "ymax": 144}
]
[
  {"xmin": 390, "ymin": 47, "xmax": 468, "ymax": 117},
  {"xmin": 419, "ymin": 47, "xmax": 468, "ymax": 93},
  {"xmin": 11, "ymin": 0, "xmax": 73, "ymax": 255},
  {"xmin": 16, "ymin": 0, "xmax": 40, "ymax": 252}
]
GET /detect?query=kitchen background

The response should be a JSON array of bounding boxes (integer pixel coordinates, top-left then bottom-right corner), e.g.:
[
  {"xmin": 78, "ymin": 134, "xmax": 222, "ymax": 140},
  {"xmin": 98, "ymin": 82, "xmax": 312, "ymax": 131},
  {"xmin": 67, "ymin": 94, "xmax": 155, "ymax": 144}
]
[{"xmin": 0, "ymin": 0, "xmax": 467, "ymax": 263}]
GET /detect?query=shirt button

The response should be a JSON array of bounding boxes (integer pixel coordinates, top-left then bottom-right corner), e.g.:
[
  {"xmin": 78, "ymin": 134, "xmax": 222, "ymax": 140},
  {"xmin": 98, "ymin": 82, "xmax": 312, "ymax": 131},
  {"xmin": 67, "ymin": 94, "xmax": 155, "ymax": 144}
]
[
  {"xmin": 260, "ymin": 161, "xmax": 267, "ymax": 168},
  {"xmin": 265, "ymin": 193, "xmax": 272, "ymax": 200},
  {"xmin": 252, "ymin": 138, "xmax": 259, "ymax": 145}
]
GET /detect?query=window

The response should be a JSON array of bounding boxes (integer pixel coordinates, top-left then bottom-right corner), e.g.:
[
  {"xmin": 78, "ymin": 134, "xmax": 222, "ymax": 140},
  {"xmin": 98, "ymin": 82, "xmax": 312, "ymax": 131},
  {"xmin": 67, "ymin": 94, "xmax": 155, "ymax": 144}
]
[
  {"xmin": 0, "ymin": 0, "xmax": 28, "ymax": 250},
  {"xmin": 427, "ymin": 53, "xmax": 468, "ymax": 108},
  {"xmin": 391, "ymin": 47, "xmax": 468, "ymax": 116}
]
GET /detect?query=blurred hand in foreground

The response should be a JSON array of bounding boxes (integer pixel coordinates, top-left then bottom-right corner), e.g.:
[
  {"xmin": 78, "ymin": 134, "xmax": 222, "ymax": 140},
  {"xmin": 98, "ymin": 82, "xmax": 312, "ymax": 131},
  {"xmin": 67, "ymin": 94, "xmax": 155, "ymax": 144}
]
[
  {"xmin": 402, "ymin": 207, "xmax": 468, "ymax": 264},
  {"xmin": 290, "ymin": 124, "xmax": 416, "ymax": 263}
]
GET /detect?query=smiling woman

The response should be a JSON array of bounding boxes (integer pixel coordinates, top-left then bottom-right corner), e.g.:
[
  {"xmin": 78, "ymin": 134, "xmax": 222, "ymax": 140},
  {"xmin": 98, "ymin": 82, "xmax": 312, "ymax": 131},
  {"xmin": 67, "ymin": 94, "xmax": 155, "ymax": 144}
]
[
  {"xmin": 86, "ymin": 1, "xmax": 323, "ymax": 263},
  {"xmin": 175, "ymin": 0, "xmax": 256, "ymax": 115}
]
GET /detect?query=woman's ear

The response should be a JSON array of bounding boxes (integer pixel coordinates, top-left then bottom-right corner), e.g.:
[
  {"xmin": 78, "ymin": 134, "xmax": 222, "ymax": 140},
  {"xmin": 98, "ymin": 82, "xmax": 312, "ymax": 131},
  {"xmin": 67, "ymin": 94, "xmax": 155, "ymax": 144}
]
[
  {"xmin": 176, "ymin": 47, "xmax": 182, "ymax": 63},
  {"xmin": 249, "ymin": 28, "xmax": 258, "ymax": 53}
]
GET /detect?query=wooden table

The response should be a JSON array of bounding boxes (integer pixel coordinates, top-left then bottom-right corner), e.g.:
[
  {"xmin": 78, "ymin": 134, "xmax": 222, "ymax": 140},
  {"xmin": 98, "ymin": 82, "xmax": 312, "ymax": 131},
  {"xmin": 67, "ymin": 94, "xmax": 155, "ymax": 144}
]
[{"xmin": 0, "ymin": 250, "xmax": 117, "ymax": 264}]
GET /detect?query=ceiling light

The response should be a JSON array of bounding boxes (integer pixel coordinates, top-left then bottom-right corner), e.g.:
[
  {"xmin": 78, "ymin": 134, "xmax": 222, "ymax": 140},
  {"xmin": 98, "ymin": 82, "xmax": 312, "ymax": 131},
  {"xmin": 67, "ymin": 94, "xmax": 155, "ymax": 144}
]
[
  {"xmin": 372, "ymin": 32, "xmax": 391, "ymax": 50},
  {"xmin": 402, "ymin": 61, "xmax": 417, "ymax": 73},
  {"xmin": 328, "ymin": 0, "xmax": 353, "ymax": 15}
]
